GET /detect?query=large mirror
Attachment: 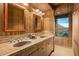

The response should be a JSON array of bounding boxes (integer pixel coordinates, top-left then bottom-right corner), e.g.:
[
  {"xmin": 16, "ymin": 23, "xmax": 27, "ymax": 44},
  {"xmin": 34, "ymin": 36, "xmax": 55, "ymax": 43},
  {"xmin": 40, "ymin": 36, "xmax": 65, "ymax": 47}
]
[
  {"xmin": 4, "ymin": 3, "xmax": 25, "ymax": 32},
  {"xmin": 33, "ymin": 14, "xmax": 43, "ymax": 32}
]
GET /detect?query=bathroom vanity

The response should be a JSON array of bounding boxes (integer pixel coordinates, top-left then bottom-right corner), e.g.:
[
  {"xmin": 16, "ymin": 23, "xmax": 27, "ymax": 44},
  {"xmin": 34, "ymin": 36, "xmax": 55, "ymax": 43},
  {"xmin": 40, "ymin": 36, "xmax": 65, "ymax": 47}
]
[
  {"xmin": 0, "ymin": 32, "xmax": 54, "ymax": 56},
  {"xmin": 0, "ymin": 3, "xmax": 54, "ymax": 56}
]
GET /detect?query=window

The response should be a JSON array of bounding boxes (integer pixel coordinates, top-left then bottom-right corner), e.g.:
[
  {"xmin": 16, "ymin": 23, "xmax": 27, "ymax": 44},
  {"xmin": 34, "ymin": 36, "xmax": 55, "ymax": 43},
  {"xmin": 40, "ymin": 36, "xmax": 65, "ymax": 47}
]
[{"xmin": 55, "ymin": 16, "xmax": 69, "ymax": 37}]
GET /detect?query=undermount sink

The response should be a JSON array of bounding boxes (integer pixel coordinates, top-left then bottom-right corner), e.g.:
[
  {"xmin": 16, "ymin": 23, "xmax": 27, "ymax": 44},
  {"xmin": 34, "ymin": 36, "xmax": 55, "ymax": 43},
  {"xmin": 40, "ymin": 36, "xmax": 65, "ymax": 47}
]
[
  {"xmin": 27, "ymin": 34, "xmax": 37, "ymax": 39},
  {"xmin": 40, "ymin": 36, "xmax": 46, "ymax": 38},
  {"xmin": 29, "ymin": 36, "xmax": 37, "ymax": 39},
  {"xmin": 13, "ymin": 41, "xmax": 31, "ymax": 47}
]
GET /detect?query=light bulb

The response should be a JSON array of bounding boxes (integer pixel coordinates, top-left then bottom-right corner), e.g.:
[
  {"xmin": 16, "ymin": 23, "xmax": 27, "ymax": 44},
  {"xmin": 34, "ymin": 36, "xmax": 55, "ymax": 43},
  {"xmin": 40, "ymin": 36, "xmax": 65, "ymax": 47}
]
[
  {"xmin": 36, "ymin": 9, "xmax": 39, "ymax": 12},
  {"xmin": 23, "ymin": 3, "xmax": 29, "ymax": 6},
  {"xmin": 57, "ymin": 11, "xmax": 60, "ymax": 14},
  {"xmin": 42, "ymin": 13, "xmax": 45, "ymax": 15},
  {"xmin": 39, "ymin": 11, "xmax": 42, "ymax": 14}
]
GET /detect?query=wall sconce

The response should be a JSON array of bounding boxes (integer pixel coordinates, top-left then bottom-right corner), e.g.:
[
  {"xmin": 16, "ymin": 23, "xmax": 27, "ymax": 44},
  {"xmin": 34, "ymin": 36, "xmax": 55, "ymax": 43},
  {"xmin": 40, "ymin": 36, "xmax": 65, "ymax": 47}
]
[{"xmin": 32, "ymin": 8, "xmax": 45, "ymax": 16}]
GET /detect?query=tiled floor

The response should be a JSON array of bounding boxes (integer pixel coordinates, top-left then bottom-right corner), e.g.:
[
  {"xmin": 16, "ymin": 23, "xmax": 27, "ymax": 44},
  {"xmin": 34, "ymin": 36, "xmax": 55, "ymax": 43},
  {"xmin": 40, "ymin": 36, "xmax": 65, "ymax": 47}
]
[{"xmin": 51, "ymin": 45, "xmax": 74, "ymax": 56}]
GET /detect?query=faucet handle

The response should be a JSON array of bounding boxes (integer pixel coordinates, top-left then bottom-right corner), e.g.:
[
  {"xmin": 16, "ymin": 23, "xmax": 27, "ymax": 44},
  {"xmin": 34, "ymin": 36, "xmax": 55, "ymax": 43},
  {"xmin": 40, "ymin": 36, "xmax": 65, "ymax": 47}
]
[
  {"xmin": 9, "ymin": 40, "xmax": 12, "ymax": 43},
  {"xmin": 9, "ymin": 39, "xmax": 14, "ymax": 43}
]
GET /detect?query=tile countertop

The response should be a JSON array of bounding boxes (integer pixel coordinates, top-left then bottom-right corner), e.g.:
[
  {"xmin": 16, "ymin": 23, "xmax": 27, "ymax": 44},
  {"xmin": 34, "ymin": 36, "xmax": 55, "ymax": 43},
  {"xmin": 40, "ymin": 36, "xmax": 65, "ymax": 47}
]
[{"xmin": 0, "ymin": 32, "xmax": 54, "ymax": 56}]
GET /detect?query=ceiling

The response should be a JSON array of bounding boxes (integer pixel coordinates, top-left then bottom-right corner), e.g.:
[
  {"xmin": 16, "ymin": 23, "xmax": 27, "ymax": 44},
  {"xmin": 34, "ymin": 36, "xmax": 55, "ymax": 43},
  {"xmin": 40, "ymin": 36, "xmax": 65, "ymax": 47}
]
[
  {"xmin": 21, "ymin": 3, "xmax": 74, "ymax": 16},
  {"xmin": 30, "ymin": 3, "xmax": 52, "ymax": 12},
  {"xmin": 48, "ymin": 3, "xmax": 62, "ymax": 10},
  {"xmin": 49, "ymin": 3, "xmax": 74, "ymax": 16}
]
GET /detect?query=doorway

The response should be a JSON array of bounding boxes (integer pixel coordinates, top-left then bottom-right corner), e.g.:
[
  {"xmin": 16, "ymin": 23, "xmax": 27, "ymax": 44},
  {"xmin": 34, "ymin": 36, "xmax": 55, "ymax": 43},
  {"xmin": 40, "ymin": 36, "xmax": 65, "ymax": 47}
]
[{"xmin": 54, "ymin": 14, "xmax": 72, "ymax": 47}]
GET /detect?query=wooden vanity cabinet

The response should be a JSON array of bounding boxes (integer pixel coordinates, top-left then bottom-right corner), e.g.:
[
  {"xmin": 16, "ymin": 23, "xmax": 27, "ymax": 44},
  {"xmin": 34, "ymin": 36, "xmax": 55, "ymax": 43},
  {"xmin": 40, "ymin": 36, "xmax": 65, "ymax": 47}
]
[
  {"xmin": 10, "ymin": 37, "xmax": 54, "ymax": 56},
  {"xmin": 10, "ymin": 44, "xmax": 39, "ymax": 56},
  {"xmin": 46, "ymin": 38, "xmax": 54, "ymax": 55},
  {"xmin": 38, "ymin": 41, "xmax": 47, "ymax": 56},
  {"xmin": 29, "ymin": 40, "xmax": 46, "ymax": 56},
  {"xmin": 30, "ymin": 38, "xmax": 54, "ymax": 56}
]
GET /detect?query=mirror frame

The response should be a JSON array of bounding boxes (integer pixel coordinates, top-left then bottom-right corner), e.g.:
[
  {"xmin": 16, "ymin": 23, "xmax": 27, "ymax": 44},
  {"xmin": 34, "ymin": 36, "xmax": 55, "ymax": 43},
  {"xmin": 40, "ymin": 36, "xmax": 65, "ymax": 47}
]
[
  {"xmin": 4, "ymin": 3, "xmax": 26, "ymax": 32},
  {"xmin": 33, "ymin": 14, "xmax": 44, "ymax": 32}
]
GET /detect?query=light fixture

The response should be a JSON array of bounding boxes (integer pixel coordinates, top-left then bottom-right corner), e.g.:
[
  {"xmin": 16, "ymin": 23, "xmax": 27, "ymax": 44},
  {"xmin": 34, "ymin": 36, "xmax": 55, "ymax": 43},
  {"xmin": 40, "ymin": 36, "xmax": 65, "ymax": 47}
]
[
  {"xmin": 39, "ymin": 11, "xmax": 42, "ymax": 14},
  {"xmin": 42, "ymin": 13, "xmax": 45, "ymax": 15},
  {"xmin": 23, "ymin": 3, "xmax": 29, "ymax": 6},
  {"xmin": 35, "ymin": 9, "xmax": 40, "ymax": 13},
  {"xmin": 56, "ymin": 11, "xmax": 61, "ymax": 14},
  {"xmin": 32, "ymin": 8, "xmax": 45, "ymax": 15}
]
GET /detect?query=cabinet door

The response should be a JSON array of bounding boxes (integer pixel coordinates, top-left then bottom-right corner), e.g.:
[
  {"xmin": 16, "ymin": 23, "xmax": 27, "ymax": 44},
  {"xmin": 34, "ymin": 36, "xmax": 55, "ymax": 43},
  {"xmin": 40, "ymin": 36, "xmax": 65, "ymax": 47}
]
[
  {"xmin": 46, "ymin": 38, "xmax": 54, "ymax": 55},
  {"xmin": 39, "ymin": 42, "xmax": 47, "ymax": 56},
  {"xmin": 46, "ymin": 39, "xmax": 51, "ymax": 55},
  {"xmin": 10, "ymin": 44, "xmax": 39, "ymax": 56},
  {"xmin": 25, "ymin": 44, "xmax": 39, "ymax": 56},
  {"xmin": 29, "ymin": 43, "xmax": 42, "ymax": 56},
  {"xmin": 31, "ymin": 42, "xmax": 46, "ymax": 56},
  {"xmin": 29, "ymin": 49, "xmax": 39, "ymax": 56},
  {"xmin": 32, "ymin": 40, "xmax": 47, "ymax": 56}
]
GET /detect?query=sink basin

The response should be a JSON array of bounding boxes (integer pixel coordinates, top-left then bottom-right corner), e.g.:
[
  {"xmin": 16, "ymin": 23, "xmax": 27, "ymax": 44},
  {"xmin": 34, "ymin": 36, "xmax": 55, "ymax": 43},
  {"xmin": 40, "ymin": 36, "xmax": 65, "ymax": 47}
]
[
  {"xmin": 29, "ymin": 36, "xmax": 37, "ymax": 39},
  {"xmin": 13, "ymin": 41, "xmax": 31, "ymax": 47},
  {"xmin": 27, "ymin": 34, "xmax": 37, "ymax": 39},
  {"xmin": 40, "ymin": 36, "xmax": 46, "ymax": 38}
]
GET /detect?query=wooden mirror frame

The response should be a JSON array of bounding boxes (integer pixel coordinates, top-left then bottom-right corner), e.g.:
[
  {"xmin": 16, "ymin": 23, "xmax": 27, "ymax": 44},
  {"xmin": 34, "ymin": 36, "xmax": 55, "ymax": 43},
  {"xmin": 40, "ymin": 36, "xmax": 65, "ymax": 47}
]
[
  {"xmin": 4, "ymin": 3, "xmax": 26, "ymax": 32},
  {"xmin": 33, "ymin": 14, "xmax": 44, "ymax": 32}
]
